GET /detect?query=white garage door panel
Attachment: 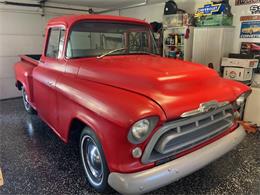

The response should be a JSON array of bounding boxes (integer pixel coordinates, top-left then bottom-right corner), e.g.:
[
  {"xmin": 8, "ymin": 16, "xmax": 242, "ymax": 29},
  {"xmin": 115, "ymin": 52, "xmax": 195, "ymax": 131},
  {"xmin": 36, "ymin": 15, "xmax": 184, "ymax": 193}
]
[
  {"xmin": 0, "ymin": 6, "xmax": 83, "ymax": 100},
  {"xmin": 0, "ymin": 56, "xmax": 20, "ymax": 78},
  {"xmin": 0, "ymin": 77, "xmax": 20, "ymax": 99},
  {"xmin": 0, "ymin": 12, "xmax": 44, "ymax": 35},
  {"xmin": 0, "ymin": 35, "xmax": 44, "ymax": 57}
]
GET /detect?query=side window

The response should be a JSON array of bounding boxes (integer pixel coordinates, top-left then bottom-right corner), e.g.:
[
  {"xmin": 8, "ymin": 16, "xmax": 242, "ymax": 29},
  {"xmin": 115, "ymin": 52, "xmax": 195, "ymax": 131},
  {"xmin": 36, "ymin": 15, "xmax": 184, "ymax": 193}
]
[{"xmin": 46, "ymin": 28, "xmax": 65, "ymax": 58}]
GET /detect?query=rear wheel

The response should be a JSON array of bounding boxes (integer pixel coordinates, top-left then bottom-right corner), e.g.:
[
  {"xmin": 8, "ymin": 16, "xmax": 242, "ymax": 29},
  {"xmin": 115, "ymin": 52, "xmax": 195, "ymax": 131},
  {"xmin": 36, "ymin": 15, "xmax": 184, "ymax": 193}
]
[
  {"xmin": 21, "ymin": 86, "xmax": 36, "ymax": 114},
  {"xmin": 80, "ymin": 127, "xmax": 110, "ymax": 192}
]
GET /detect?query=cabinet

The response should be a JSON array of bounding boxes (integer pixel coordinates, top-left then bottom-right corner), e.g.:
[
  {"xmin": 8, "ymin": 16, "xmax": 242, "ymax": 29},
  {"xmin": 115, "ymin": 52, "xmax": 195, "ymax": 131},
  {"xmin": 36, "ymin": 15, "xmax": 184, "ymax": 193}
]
[
  {"xmin": 192, "ymin": 27, "xmax": 234, "ymax": 72},
  {"xmin": 163, "ymin": 26, "xmax": 194, "ymax": 61}
]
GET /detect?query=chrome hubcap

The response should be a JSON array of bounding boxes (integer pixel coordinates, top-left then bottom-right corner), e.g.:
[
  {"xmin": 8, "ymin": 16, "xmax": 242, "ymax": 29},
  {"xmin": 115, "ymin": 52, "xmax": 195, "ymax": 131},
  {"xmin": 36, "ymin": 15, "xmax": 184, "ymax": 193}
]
[
  {"xmin": 87, "ymin": 143, "xmax": 102, "ymax": 178},
  {"xmin": 81, "ymin": 135, "xmax": 103, "ymax": 186}
]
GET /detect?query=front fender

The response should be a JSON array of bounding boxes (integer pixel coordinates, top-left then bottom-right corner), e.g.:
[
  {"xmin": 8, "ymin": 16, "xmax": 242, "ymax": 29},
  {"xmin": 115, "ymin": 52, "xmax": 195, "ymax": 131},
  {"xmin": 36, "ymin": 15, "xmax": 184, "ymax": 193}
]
[{"xmin": 55, "ymin": 76, "xmax": 166, "ymax": 172}]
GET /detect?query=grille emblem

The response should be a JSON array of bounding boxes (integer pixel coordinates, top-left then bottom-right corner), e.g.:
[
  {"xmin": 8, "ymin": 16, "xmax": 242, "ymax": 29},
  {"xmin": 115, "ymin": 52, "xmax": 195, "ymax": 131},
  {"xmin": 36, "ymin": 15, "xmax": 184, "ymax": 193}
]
[{"xmin": 181, "ymin": 100, "xmax": 229, "ymax": 118}]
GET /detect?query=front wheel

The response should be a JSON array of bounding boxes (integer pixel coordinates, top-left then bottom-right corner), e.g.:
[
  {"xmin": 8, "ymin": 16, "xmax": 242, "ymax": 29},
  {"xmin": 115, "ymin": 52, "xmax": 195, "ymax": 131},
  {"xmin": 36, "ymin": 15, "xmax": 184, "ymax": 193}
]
[
  {"xmin": 80, "ymin": 127, "xmax": 110, "ymax": 192},
  {"xmin": 21, "ymin": 86, "xmax": 36, "ymax": 114}
]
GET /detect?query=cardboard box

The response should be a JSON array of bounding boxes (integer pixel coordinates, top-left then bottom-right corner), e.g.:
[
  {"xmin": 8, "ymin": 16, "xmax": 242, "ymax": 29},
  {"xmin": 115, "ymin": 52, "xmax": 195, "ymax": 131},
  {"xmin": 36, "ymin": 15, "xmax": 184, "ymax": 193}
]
[
  {"xmin": 221, "ymin": 57, "xmax": 258, "ymax": 68},
  {"xmin": 223, "ymin": 67, "xmax": 253, "ymax": 81}
]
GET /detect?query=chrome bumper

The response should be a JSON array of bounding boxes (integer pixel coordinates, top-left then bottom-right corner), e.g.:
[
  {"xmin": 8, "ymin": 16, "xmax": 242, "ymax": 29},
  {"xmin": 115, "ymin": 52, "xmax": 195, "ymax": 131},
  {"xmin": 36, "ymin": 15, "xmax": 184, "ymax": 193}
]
[{"xmin": 108, "ymin": 125, "xmax": 246, "ymax": 194}]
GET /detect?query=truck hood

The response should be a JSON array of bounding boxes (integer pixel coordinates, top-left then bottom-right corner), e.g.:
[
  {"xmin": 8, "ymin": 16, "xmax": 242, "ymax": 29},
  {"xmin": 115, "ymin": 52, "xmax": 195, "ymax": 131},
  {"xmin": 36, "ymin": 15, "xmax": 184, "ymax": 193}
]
[{"xmin": 76, "ymin": 55, "xmax": 248, "ymax": 120}]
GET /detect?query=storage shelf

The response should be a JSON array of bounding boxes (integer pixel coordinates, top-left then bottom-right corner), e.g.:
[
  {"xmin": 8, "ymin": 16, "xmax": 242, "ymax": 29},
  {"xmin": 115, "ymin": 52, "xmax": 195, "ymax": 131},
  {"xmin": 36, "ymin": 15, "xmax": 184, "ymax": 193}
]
[
  {"xmin": 165, "ymin": 44, "xmax": 184, "ymax": 47},
  {"xmin": 194, "ymin": 26, "xmax": 235, "ymax": 29},
  {"xmin": 163, "ymin": 26, "xmax": 194, "ymax": 61},
  {"xmin": 164, "ymin": 26, "xmax": 186, "ymax": 29}
]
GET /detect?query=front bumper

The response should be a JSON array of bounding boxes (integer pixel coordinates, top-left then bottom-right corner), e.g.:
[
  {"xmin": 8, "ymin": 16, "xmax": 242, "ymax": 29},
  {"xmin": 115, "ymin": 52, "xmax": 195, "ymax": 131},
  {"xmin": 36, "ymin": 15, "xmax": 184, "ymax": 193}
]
[{"xmin": 108, "ymin": 125, "xmax": 246, "ymax": 194}]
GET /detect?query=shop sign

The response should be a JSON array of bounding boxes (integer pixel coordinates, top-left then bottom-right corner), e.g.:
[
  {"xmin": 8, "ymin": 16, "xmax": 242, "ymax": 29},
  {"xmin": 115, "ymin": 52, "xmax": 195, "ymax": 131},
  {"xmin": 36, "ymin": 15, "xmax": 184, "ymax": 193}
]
[
  {"xmin": 241, "ymin": 42, "xmax": 260, "ymax": 54},
  {"xmin": 235, "ymin": 0, "xmax": 260, "ymax": 6},
  {"xmin": 197, "ymin": 2, "xmax": 223, "ymax": 15},
  {"xmin": 250, "ymin": 4, "xmax": 260, "ymax": 14},
  {"xmin": 241, "ymin": 15, "xmax": 260, "ymax": 21},
  {"xmin": 240, "ymin": 20, "xmax": 260, "ymax": 38}
]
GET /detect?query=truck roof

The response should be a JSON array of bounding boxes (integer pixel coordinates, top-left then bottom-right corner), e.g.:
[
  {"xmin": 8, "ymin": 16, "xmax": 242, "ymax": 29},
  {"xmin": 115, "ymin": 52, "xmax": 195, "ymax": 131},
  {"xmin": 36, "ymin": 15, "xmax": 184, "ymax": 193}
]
[{"xmin": 48, "ymin": 14, "xmax": 149, "ymax": 28}]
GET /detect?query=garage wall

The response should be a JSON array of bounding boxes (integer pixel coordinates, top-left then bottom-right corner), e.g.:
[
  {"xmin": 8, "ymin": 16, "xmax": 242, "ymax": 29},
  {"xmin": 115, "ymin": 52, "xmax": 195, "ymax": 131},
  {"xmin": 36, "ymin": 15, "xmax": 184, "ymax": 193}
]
[
  {"xmin": 0, "ymin": 8, "xmax": 44, "ymax": 100},
  {"xmin": 230, "ymin": 1, "xmax": 260, "ymax": 52},
  {"xmin": 118, "ymin": 0, "xmax": 207, "ymax": 22},
  {"xmin": 117, "ymin": 0, "xmax": 259, "ymax": 53},
  {"xmin": 1, "ymin": 0, "xmax": 259, "ymax": 100},
  {"xmin": 104, "ymin": 10, "xmax": 120, "ymax": 16},
  {"xmin": 0, "ymin": 3, "xmax": 90, "ymax": 100}
]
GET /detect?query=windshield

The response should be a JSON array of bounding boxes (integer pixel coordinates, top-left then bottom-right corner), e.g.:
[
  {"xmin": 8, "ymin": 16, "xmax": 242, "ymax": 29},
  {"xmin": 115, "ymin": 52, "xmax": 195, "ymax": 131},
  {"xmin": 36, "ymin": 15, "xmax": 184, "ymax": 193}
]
[{"xmin": 66, "ymin": 21, "xmax": 159, "ymax": 58}]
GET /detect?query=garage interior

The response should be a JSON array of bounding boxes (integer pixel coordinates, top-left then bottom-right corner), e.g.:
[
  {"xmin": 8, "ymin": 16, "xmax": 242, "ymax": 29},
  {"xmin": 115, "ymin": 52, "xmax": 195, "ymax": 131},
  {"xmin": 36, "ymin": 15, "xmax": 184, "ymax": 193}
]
[{"xmin": 0, "ymin": 0, "xmax": 260, "ymax": 194}]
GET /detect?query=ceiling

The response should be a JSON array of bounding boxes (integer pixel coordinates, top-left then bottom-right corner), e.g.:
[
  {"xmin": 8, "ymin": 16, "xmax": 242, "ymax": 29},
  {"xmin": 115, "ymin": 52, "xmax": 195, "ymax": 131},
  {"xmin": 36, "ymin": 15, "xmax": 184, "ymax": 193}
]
[{"xmin": 44, "ymin": 0, "xmax": 147, "ymax": 9}]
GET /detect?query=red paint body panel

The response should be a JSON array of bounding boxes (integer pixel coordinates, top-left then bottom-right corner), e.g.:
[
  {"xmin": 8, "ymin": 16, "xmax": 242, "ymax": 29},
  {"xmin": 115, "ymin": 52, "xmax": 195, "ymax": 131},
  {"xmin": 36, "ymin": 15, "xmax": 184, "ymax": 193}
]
[{"xmin": 14, "ymin": 15, "xmax": 250, "ymax": 173}]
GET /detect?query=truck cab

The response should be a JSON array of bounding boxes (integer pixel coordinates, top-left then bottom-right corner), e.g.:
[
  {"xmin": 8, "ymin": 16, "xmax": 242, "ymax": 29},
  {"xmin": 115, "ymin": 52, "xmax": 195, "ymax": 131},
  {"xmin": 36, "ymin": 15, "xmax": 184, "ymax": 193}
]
[{"xmin": 14, "ymin": 14, "xmax": 250, "ymax": 194}]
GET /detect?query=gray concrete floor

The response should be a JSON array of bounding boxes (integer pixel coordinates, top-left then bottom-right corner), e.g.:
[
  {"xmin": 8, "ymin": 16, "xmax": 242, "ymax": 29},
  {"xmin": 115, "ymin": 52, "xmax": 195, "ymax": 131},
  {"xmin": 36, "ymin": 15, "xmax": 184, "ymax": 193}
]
[{"xmin": 0, "ymin": 98, "xmax": 259, "ymax": 195}]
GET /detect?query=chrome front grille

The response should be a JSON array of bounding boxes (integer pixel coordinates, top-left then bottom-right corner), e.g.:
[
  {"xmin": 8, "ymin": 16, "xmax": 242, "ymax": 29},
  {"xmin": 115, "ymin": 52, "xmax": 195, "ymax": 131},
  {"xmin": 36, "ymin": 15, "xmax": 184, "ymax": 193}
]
[{"xmin": 141, "ymin": 104, "xmax": 234, "ymax": 164}]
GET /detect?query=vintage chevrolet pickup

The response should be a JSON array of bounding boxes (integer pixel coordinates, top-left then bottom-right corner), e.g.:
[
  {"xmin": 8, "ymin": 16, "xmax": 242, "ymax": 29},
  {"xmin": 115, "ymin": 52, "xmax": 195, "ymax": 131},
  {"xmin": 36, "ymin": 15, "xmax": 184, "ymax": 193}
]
[{"xmin": 14, "ymin": 15, "xmax": 250, "ymax": 194}]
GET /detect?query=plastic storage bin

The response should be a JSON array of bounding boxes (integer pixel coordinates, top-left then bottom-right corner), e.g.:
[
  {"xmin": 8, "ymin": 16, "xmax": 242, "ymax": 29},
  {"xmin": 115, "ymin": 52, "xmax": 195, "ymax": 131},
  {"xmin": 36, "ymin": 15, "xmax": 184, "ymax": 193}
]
[
  {"xmin": 163, "ymin": 14, "xmax": 183, "ymax": 27},
  {"xmin": 196, "ymin": 15, "xmax": 233, "ymax": 27}
]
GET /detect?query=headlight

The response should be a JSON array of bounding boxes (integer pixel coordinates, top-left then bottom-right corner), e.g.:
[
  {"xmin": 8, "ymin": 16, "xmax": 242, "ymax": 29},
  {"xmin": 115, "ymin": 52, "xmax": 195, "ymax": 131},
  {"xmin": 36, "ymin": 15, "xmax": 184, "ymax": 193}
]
[
  {"xmin": 128, "ymin": 117, "xmax": 158, "ymax": 144},
  {"xmin": 233, "ymin": 91, "xmax": 251, "ymax": 109},
  {"xmin": 236, "ymin": 95, "xmax": 246, "ymax": 107},
  {"xmin": 132, "ymin": 119, "xmax": 150, "ymax": 140}
]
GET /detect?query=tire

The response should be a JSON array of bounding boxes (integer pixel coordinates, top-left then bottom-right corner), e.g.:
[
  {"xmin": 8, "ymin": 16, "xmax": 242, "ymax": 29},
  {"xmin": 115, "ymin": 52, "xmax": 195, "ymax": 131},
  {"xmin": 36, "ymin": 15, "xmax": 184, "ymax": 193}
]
[
  {"xmin": 80, "ymin": 127, "xmax": 110, "ymax": 192},
  {"xmin": 21, "ymin": 86, "xmax": 36, "ymax": 114}
]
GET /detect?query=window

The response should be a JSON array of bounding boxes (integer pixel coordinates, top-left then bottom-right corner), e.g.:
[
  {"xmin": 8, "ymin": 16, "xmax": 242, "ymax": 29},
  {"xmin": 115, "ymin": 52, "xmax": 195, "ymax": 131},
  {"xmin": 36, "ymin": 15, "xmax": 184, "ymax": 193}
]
[
  {"xmin": 66, "ymin": 21, "xmax": 159, "ymax": 58},
  {"xmin": 46, "ymin": 27, "xmax": 65, "ymax": 58}
]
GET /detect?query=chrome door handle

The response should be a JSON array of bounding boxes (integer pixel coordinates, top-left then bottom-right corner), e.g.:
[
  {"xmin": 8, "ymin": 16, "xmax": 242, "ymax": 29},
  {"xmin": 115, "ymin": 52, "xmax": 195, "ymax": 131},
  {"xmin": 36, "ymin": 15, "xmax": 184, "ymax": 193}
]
[{"xmin": 47, "ymin": 81, "xmax": 54, "ymax": 86}]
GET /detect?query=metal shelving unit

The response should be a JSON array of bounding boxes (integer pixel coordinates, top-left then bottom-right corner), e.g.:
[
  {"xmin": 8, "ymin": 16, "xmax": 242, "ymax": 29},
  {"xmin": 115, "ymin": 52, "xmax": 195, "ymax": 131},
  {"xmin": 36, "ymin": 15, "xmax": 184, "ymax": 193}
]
[{"xmin": 163, "ymin": 26, "xmax": 194, "ymax": 61}]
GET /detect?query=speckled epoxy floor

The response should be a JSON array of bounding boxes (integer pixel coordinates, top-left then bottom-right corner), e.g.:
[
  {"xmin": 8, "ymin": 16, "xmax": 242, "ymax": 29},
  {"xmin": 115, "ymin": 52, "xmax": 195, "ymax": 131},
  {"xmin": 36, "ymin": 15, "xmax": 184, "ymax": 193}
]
[{"xmin": 0, "ymin": 98, "xmax": 259, "ymax": 195}]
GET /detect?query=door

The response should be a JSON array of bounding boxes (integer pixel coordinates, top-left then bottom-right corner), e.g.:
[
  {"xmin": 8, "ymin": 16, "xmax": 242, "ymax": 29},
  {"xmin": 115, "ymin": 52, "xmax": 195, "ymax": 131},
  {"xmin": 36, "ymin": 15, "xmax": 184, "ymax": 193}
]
[
  {"xmin": 32, "ymin": 27, "xmax": 66, "ymax": 132},
  {"xmin": 205, "ymin": 27, "xmax": 223, "ymax": 72}
]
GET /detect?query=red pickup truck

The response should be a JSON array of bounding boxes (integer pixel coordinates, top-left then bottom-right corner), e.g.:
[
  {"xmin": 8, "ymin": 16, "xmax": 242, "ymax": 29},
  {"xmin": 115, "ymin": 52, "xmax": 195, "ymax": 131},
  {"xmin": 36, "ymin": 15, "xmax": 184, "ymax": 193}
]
[{"xmin": 14, "ymin": 14, "xmax": 250, "ymax": 194}]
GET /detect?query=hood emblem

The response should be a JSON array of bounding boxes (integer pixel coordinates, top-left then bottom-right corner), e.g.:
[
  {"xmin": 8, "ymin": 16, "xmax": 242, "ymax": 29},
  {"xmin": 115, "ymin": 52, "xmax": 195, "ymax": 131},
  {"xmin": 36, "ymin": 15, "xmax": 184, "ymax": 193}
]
[{"xmin": 181, "ymin": 100, "xmax": 229, "ymax": 118}]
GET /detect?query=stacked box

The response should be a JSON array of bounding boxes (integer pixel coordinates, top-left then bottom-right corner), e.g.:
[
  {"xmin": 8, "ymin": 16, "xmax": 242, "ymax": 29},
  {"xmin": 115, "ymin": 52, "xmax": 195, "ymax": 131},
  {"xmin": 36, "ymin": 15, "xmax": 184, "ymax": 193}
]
[{"xmin": 221, "ymin": 57, "xmax": 259, "ymax": 81}]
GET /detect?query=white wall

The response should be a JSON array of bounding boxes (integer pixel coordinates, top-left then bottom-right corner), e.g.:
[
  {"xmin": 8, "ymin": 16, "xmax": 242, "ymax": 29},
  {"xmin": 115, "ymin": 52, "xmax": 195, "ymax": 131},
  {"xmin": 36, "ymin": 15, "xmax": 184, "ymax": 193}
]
[
  {"xmin": 0, "ymin": 2, "xmax": 89, "ymax": 100},
  {"xmin": 117, "ymin": 0, "xmax": 260, "ymax": 53},
  {"xmin": 1, "ymin": 0, "xmax": 259, "ymax": 100},
  {"xmin": 0, "ymin": 7, "xmax": 43, "ymax": 100},
  {"xmin": 230, "ymin": 1, "xmax": 260, "ymax": 52},
  {"xmin": 118, "ymin": 0, "xmax": 207, "ymax": 22}
]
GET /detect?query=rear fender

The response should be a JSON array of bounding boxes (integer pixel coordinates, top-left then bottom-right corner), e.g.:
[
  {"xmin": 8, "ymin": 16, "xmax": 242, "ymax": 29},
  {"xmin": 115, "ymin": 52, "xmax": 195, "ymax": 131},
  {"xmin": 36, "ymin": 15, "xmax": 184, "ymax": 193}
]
[{"xmin": 14, "ymin": 61, "xmax": 35, "ymax": 103}]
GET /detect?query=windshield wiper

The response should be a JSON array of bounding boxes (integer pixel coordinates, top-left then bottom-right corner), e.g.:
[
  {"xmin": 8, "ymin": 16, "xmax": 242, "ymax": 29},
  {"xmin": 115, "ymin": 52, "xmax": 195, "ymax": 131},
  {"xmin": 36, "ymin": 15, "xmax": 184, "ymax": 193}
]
[{"xmin": 97, "ymin": 48, "xmax": 127, "ymax": 59}]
